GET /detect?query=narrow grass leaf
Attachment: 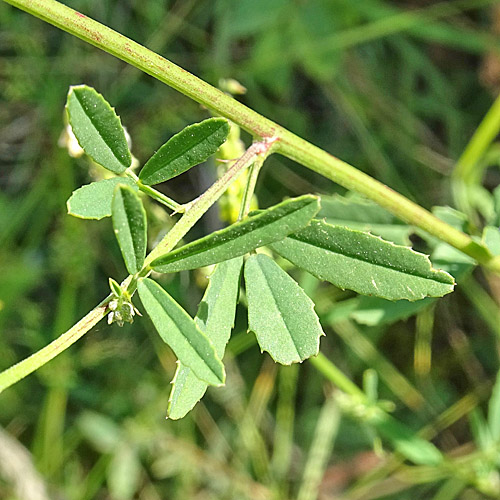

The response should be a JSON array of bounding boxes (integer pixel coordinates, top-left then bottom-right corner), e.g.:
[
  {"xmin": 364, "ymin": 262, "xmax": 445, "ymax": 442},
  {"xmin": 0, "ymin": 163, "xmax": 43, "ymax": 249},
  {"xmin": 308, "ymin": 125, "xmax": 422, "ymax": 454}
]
[
  {"xmin": 77, "ymin": 411, "xmax": 122, "ymax": 453},
  {"xmin": 297, "ymin": 394, "xmax": 340, "ymax": 500},
  {"xmin": 112, "ymin": 185, "xmax": 147, "ymax": 275},
  {"xmin": 168, "ymin": 257, "xmax": 243, "ymax": 420},
  {"xmin": 67, "ymin": 178, "xmax": 137, "ymax": 220},
  {"xmin": 151, "ymin": 195, "xmax": 320, "ymax": 273},
  {"xmin": 66, "ymin": 85, "xmax": 131, "ymax": 173},
  {"xmin": 270, "ymin": 220, "xmax": 455, "ymax": 301},
  {"xmin": 488, "ymin": 370, "xmax": 500, "ymax": 441},
  {"xmin": 469, "ymin": 409, "xmax": 492, "ymax": 451},
  {"xmin": 245, "ymin": 254, "xmax": 324, "ymax": 365},
  {"xmin": 372, "ymin": 413, "xmax": 443, "ymax": 466},
  {"xmin": 138, "ymin": 118, "xmax": 230, "ymax": 185},
  {"xmin": 137, "ymin": 278, "xmax": 224, "ymax": 386},
  {"xmin": 108, "ymin": 443, "xmax": 141, "ymax": 500}
]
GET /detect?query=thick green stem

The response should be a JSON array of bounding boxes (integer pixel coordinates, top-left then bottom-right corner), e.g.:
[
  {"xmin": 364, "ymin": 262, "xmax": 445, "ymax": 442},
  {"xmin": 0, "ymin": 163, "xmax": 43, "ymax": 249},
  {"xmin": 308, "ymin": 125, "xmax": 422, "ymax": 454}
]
[
  {"xmin": 0, "ymin": 300, "xmax": 109, "ymax": 394},
  {"xmin": 3, "ymin": 0, "xmax": 500, "ymax": 273}
]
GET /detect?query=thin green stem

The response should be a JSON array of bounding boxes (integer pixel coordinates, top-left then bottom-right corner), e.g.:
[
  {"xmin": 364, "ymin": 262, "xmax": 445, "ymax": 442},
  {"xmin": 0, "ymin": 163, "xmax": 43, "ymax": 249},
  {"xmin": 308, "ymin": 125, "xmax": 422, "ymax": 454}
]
[
  {"xmin": 238, "ymin": 154, "xmax": 265, "ymax": 220},
  {"xmin": 316, "ymin": 0, "xmax": 500, "ymax": 54},
  {"xmin": 143, "ymin": 139, "xmax": 276, "ymax": 267},
  {"xmin": 4, "ymin": 0, "xmax": 500, "ymax": 273},
  {"xmin": 125, "ymin": 170, "xmax": 183, "ymax": 213},
  {"xmin": 452, "ymin": 92, "xmax": 500, "ymax": 220},
  {"xmin": 0, "ymin": 140, "xmax": 275, "ymax": 394},
  {"xmin": 309, "ymin": 353, "xmax": 366, "ymax": 401},
  {"xmin": 0, "ymin": 299, "xmax": 110, "ymax": 394}
]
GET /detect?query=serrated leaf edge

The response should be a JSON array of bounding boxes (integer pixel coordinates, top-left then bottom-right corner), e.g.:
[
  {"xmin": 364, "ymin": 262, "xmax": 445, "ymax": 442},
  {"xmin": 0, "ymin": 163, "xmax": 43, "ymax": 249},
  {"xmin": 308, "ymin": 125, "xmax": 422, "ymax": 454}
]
[
  {"xmin": 139, "ymin": 118, "xmax": 229, "ymax": 184},
  {"xmin": 151, "ymin": 195, "xmax": 320, "ymax": 271},
  {"xmin": 66, "ymin": 85, "xmax": 131, "ymax": 171},
  {"xmin": 246, "ymin": 254, "xmax": 324, "ymax": 365},
  {"xmin": 282, "ymin": 219, "xmax": 455, "ymax": 286}
]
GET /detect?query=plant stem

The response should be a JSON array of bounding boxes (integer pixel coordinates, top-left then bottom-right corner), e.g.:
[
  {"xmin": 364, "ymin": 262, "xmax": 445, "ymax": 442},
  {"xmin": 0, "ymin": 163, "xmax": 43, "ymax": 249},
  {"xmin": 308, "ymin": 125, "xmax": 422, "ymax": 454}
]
[
  {"xmin": 452, "ymin": 92, "xmax": 500, "ymax": 219},
  {"xmin": 0, "ymin": 141, "xmax": 274, "ymax": 394},
  {"xmin": 238, "ymin": 155, "xmax": 265, "ymax": 220},
  {"xmin": 126, "ymin": 171, "xmax": 183, "ymax": 213},
  {"xmin": 143, "ymin": 140, "xmax": 275, "ymax": 267},
  {"xmin": 309, "ymin": 353, "xmax": 366, "ymax": 401},
  {"xmin": 0, "ymin": 300, "xmax": 109, "ymax": 394},
  {"xmin": 4, "ymin": 0, "xmax": 500, "ymax": 273}
]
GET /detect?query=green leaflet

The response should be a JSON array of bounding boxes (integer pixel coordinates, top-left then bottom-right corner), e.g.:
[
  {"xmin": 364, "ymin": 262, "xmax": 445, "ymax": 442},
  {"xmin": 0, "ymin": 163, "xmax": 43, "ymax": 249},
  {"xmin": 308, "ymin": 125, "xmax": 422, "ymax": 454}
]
[
  {"xmin": 67, "ymin": 178, "xmax": 138, "ymax": 220},
  {"xmin": 66, "ymin": 86, "xmax": 132, "ymax": 174},
  {"xmin": 138, "ymin": 118, "xmax": 230, "ymax": 185},
  {"xmin": 270, "ymin": 220, "xmax": 455, "ymax": 301},
  {"xmin": 168, "ymin": 257, "xmax": 243, "ymax": 420},
  {"xmin": 245, "ymin": 254, "xmax": 324, "ymax": 365},
  {"xmin": 109, "ymin": 278, "xmax": 123, "ymax": 297},
  {"xmin": 112, "ymin": 185, "xmax": 147, "ymax": 275},
  {"xmin": 137, "ymin": 278, "xmax": 225, "ymax": 386},
  {"xmin": 151, "ymin": 195, "xmax": 320, "ymax": 273}
]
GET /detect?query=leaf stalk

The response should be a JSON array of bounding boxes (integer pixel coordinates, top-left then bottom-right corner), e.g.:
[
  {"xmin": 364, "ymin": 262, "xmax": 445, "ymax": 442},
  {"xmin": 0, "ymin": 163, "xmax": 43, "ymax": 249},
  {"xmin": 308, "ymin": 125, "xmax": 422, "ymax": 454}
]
[{"xmin": 3, "ymin": 0, "xmax": 498, "ymax": 272}]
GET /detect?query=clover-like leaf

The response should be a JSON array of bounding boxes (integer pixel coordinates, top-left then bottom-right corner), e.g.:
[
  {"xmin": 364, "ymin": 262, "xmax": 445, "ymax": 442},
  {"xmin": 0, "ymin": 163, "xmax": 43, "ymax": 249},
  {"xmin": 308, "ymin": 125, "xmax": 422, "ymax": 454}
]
[
  {"xmin": 137, "ymin": 278, "xmax": 225, "ymax": 386},
  {"xmin": 168, "ymin": 257, "xmax": 243, "ymax": 419},
  {"xmin": 66, "ymin": 85, "xmax": 132, "ymax": 173},
  {"xmin": 245, "ymin": 253, "xmax": 324, "ymax": 365},
  {"xmin": 270, "ymin": 220, "xmax": 455, "ymax": 301},
  {"xmin": 112, "ymin": 185, "xmax": 147, "ymax": 275},
  {"xmin": 138, "ymin": 118, "xmax": 230, "ymax": 185},
  {"xmin": 67, "ymin": 177, "xmax": 138, "ymax": 220},
  {"xmin": 151, "ymin": 195, "xmax": 320, "ymax": 273}
]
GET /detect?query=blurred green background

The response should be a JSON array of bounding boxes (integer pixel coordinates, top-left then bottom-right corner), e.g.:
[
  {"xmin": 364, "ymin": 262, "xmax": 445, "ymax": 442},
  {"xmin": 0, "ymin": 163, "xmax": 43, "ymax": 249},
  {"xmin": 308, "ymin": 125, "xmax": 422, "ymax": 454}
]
[{"xmin": 2, "ymin": 0, "xmax": 500, "ymax": 499}]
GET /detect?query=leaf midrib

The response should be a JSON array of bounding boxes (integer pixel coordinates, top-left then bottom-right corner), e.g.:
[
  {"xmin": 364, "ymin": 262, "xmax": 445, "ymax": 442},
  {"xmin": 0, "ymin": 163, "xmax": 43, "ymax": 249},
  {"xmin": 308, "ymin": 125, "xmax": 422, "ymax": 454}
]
[
  {"xmin": 285, "ymin": 234, "xmax": 453, "ymax": 285},
  {"xmin": 73, "ymin": 90, "xmax": 128, "ymax": 168},
  {"xmin": 251, "ymin": 257, "xmax": 302, "ymax": 360},
  {"xmin": 154, "ymin": 202, "xmax": 314, "ymax": 268},
  {"xmin": 142, "ymin": 122, "xmax": 224, "ymax": 181},
  {"xmin": 143, "ymin": 283, "xmax": 221, "ymax": 381}
]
